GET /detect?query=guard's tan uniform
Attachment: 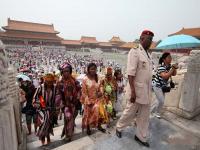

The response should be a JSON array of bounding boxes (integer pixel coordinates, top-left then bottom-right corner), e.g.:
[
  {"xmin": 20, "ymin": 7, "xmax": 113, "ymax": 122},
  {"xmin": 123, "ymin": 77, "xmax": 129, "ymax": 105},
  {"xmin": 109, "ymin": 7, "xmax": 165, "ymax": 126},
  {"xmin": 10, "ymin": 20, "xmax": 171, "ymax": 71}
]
[{"xmin": 116, "ymin": 44, "xmax": 152, "ymax": 142}]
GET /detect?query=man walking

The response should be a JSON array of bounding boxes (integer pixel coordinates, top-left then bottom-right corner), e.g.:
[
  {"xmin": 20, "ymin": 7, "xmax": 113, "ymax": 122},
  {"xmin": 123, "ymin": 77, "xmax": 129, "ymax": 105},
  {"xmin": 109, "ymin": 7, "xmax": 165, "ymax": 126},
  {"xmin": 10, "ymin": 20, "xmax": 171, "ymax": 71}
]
[{"xmin": 116, "ymin": 30, "xmax": 154, "ymax": 148}]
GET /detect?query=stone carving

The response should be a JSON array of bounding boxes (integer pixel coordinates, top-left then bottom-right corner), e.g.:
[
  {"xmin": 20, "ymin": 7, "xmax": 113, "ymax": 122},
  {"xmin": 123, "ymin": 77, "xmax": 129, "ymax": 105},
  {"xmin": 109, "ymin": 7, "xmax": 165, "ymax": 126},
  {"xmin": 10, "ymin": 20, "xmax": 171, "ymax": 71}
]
[
  {"xmin": 187, "ymin": 51, "xmax": 200, "ymax": 73},
  {"xmin": 0, "ymin": 40, "xmax": 8, "ymax": 104},
  {"xmin": 0, "ymin": 40, "xmax": 26, "ymax": 150},
  {"xmin": 7, "ymin": 68, "xmax": 19, "ymax": 101},
  {"xmin": 179, "ymin": 50, "xmax": 200, "ymax": 117},
  {"xmin": 164, "ymin": 50, "xmax": 200, "ymax": 119}
]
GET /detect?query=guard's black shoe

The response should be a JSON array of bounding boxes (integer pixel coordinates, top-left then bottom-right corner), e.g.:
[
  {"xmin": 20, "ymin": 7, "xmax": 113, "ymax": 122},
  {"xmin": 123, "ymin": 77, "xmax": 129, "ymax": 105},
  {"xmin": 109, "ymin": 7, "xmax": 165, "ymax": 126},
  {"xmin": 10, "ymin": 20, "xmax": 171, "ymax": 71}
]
[
  {"xmin": 134, "ymin": 135, "xmax": 150, "ymax": 148},
  {"xmin": 116, "ymin": 129, "xmax": 122, "ymax": 138}
]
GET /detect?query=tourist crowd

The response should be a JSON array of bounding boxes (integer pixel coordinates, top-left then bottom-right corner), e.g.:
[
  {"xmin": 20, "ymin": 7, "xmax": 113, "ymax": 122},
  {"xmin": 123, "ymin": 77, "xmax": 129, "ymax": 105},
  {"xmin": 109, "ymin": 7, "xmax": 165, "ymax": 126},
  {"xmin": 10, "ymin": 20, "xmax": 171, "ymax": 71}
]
[{"xmin": 11, "ymin": 29, "xmax": 179, "ymax": 148}]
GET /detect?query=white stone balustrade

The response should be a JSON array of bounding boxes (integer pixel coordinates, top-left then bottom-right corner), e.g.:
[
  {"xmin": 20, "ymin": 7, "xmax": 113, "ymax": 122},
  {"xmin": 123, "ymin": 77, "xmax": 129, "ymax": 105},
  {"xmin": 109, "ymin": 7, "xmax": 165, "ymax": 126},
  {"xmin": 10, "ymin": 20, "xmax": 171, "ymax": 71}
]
[
  {"xmin": 164, "ymin": 50, "xmax": 200, "ymax": 119},
  {"xmin": 0, "ymin": 40, "xmax": 26, "ymax": 150}
]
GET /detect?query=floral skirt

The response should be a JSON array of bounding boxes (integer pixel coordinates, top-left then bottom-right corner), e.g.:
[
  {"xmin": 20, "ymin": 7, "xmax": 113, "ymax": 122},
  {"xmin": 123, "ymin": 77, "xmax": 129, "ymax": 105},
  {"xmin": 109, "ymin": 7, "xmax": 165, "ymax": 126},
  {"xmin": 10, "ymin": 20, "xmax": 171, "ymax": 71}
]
[
  {"xmin": 82, "ymin": 99, "xmax": 108, "ymax": 129},
  {"xmin": 61, "ymin": 106, "xmax": 75, "ymax": 138},
  {"xmin": 98, "ymin": 100, "xmax": 109, "ymax": 124},
  {"xmin": 82, "ymin": 102, "xmax": 99, "ymax": 129}
]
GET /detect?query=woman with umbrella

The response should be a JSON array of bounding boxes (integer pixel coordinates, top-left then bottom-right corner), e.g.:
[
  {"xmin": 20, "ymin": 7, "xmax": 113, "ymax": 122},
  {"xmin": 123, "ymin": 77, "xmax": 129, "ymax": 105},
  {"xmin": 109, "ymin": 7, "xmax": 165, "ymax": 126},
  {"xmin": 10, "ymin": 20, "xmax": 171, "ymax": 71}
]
[{"xmin": 152, "ymin": 52, "xmax": 178, "ymax": 118}]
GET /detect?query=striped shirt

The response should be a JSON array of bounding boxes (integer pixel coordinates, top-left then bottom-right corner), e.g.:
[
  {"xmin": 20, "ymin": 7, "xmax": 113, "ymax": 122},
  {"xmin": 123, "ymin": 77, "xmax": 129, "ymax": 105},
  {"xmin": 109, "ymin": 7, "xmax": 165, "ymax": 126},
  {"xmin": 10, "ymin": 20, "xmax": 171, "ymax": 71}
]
[{"xmin": 152, "ymin": 65, "xmax": 171, "ymax": 88}]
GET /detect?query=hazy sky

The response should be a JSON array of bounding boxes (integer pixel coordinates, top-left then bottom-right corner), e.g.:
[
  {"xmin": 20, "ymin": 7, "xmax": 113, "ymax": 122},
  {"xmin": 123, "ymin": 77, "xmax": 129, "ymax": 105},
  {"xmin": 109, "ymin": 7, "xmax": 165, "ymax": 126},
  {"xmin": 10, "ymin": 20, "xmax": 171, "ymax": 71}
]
[{"xmin": 0, "ymin": 0, "xmax": 200, "ymax": 42}]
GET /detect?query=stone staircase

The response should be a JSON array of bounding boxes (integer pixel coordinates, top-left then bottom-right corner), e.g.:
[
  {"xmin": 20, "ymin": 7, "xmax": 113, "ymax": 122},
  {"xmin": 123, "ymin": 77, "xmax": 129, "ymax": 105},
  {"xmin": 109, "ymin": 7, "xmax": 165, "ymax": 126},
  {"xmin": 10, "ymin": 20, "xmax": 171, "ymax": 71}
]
[
  {"xmin": 27, "ymin": 115, "xmax": 118, "ymax": 150},
  {"xmin": 27, "ymin": 116, "xmax": 95, "ymax": 150}
]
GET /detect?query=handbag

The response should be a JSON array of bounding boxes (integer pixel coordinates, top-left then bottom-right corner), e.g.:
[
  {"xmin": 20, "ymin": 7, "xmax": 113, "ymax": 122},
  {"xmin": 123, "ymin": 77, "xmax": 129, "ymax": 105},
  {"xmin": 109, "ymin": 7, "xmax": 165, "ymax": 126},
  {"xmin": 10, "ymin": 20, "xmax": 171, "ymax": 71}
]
[
  {"xmin": 161, "ymin": 85, "xmax": 171, "ymax": 93},
  {"xmin": 161, "ymin": 78, "xmax": 175, "ymax": 93},
  {"xmin": 22, "ymin": 105, "xmax": 36, "ymax": 115},
  {"xmin": 21, "ymin": 105, "xmax": 27, "ymax": 114},
  {"xmin": 158, "ymin": 76, "xmax": 171, "ymax": 93},
  {"xmin": 170, "ymin": 80, "xmax": 175, "ymax": 89}
]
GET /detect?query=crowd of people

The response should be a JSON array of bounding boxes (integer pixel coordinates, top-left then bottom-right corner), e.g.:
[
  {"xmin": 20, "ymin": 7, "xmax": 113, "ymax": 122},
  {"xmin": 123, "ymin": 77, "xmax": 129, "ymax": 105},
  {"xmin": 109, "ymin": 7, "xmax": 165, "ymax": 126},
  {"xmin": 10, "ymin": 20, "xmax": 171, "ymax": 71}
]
[
  {"xmin": 18, "ymin": 62, "xmax": 125, "ymax": 145},
  {"xmin": 7, "ymin": 46, "xmax": 120, "ymax": 76},
  {"xmin": 8, "ymin": 29, "xmax": 179, "ymax": 148},
  {"xmin": 10, "ymin": 47, "xmax": 125, "ymax": 146}
]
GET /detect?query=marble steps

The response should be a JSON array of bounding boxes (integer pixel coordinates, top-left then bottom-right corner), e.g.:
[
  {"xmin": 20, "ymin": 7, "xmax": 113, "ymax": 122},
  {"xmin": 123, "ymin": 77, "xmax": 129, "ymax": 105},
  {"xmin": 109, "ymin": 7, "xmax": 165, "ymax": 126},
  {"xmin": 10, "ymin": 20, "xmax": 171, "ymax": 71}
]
[{"xmin": 27, "ymin": 117, "xmax": 94, "ymax": 150}]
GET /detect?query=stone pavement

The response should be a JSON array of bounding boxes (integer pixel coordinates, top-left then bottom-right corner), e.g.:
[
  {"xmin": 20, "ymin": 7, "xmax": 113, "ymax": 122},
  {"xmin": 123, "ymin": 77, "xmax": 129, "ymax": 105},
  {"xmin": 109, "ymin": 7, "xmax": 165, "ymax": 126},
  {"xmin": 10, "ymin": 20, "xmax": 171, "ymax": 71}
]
[
  {"xmin": 27, "ymin": 114, "xmax": 200, "ymax": 150},
  {"xmin": 162, "ymin": 111, "xmax": 200, "ymax": 138},
  {"xmin": 86, "ymin": 116, "xmax": 200, "ymax": 150}
]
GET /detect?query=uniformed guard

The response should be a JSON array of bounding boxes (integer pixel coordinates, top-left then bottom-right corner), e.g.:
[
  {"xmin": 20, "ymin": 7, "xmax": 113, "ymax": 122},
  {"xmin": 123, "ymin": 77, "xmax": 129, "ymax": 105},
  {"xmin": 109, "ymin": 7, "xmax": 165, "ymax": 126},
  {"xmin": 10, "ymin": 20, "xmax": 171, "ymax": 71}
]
[{"xmin": 116, "ymin": 30, "xmax": 154, "ymax": 148}]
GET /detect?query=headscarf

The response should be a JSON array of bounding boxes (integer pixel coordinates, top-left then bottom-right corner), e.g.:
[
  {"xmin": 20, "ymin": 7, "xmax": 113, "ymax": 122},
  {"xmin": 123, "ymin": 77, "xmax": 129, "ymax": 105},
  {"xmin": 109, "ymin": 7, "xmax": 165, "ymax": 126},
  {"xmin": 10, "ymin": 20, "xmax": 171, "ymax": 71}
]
[{"xmin": 59, "ymin": 62, "xmax": 72, "ymax": 74}]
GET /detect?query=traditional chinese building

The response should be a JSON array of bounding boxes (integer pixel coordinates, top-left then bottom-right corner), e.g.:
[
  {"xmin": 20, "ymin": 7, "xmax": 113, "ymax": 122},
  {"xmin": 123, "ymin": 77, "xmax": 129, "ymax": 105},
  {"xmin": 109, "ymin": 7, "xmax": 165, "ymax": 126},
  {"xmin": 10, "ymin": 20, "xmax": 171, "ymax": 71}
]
[
  {"xmin": 109, "ymin": 36, "xmax": 125, "ymax": 46},
  {"xmin": 169, "ymin": 27, "xmax": 200, "ymax": 40},
  {"xmin": 167, "ymin": 27, "xmax": 200, "ymax": 54},
  {"xmin": 98, "ymin": 42, "xmax": 113, "ymax": 52},
  {"xmin": 61, "ymin": 40, "xmax": 81, "ymax": 51},
  {"xmin": 119, "ymin": 41, "xmax": 157, "ymax": 52},
  {"xmin": 0, "ymin": 18, "xmax": 159, "ymax": 53},
  {"xmin": 120, "ymin": 42, "xmax": 138, "ymax": 51},
  {"xmin": 80, "ymin": 36, "xmax": 98, "ymax": 51},
  {"xmin": 62, "ymin": 36, "xmax": 129, "ymax": 52},
  {"xmin": 62, "ymin": 36, "xmax": 99, "ymax": 52},
  {"xmin": 0, "ymin": 18, "xmax": 65, "ymax": 51}
]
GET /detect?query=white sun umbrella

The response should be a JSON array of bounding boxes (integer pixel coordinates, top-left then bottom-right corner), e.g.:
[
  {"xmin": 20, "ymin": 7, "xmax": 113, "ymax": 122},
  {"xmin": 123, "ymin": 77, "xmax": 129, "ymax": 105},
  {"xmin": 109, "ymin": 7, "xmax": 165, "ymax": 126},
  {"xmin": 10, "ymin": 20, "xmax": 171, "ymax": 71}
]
[{"xmin": 16, "ymin": 74, "xmax": 31, "ymax": 81}]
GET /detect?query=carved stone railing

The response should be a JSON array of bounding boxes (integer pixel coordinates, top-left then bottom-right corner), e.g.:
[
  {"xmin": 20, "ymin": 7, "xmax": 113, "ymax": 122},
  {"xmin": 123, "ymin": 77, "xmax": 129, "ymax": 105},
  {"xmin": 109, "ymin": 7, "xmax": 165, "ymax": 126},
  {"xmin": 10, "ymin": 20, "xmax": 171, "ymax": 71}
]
[
  {"xmin": 164, "ymin": 50, "xmax": 200, "ymax": 119},
  {"xmin": 0, "ymin": 40, "xmax": 26, "ymax": 150},
  {"xmin": 0, "ymin": 41, "xmax": 8, "ymax": 105}
]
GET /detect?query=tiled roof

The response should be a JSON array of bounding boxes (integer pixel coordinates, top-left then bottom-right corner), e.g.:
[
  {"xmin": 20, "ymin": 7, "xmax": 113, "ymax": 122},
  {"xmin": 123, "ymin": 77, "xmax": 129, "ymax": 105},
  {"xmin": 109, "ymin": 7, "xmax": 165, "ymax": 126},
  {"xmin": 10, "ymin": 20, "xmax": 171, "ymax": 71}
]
[
  {"xmin": 0, "ymin": 31, "xmax": 5, "ymax": 36},
  {"xmin": 120, "ymin": 42, "xmax": 138, "ymax": 49},
  {"xmin": 109, "ymin": 36, "xmax": 125, "ymax": 43},
  {"xmin": 61, "ymin": 40, "xmax": 81, "ymax": 45},
  {"xmin": 80, "ymin": 36, "xmax": 98, "ymax": 44},
  {"xmin": 169, "ymin": 27, "xmax": 200, "ymax": 38},
  {"xmin": 121, "ymin": 41, "xmax": 158, "ymax": 49},
  {"xmin": 150, "ymin": 41, "xmax": 157, "ymax": 49},
  {"xmin": 2, "ymin": 18, "xmax": 59, "ymax": 34},
  {"xmin": 0, "ymin": 31, "xmax": 62, "ymax": 40},
  {"xmin": 99, "ymin": 42, "xmax": 113, "ymax": 47}
]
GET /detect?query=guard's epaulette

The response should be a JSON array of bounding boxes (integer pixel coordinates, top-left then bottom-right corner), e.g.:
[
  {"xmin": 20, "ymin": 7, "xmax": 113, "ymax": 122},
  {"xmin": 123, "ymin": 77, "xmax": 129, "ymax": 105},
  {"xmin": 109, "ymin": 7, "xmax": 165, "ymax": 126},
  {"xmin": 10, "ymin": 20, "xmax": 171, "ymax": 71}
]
[{"xmin": 132, "ymin": 44, "xmax": 139, "ymax": 49}]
